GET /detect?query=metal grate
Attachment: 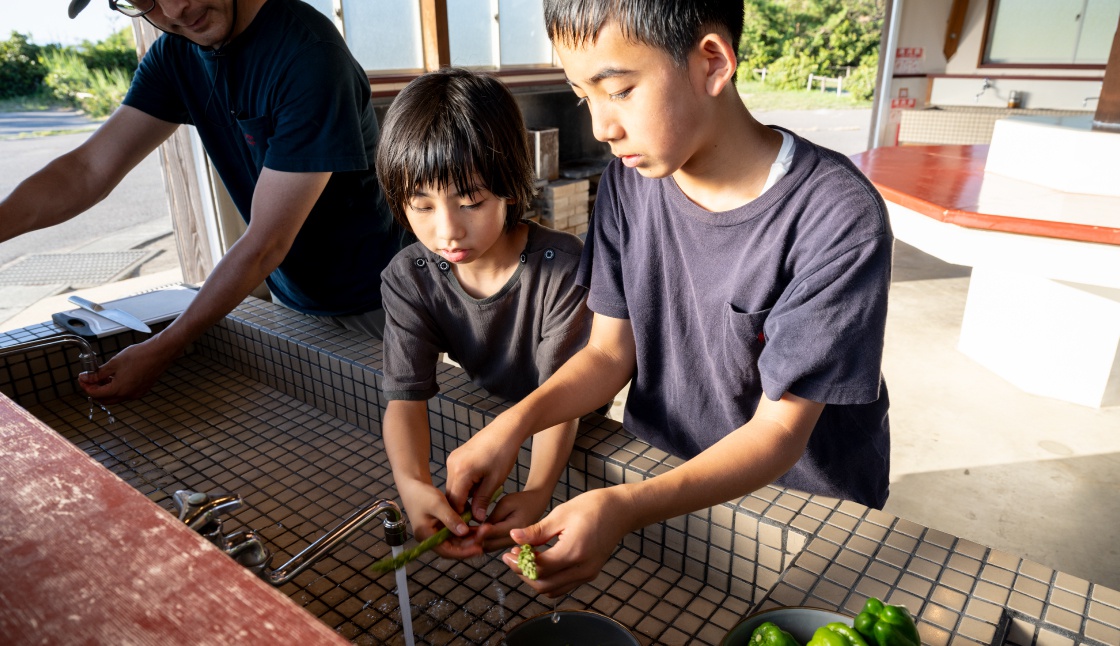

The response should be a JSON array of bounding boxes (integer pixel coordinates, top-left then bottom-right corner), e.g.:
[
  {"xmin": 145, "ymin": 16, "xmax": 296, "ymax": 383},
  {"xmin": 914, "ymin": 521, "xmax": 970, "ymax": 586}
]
[{"xmin": 0, "ymin": 251, "xmax": 155, "ymax": 287}]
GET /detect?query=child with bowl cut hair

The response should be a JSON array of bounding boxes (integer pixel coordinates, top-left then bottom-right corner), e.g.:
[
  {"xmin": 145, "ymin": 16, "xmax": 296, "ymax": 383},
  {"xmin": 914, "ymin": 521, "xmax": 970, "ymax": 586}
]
[
  {"xmin": 445, "ymin": 0, "xmax": 894, "ymax": 596},
  {"xmin": 377, "ymin": 68, "xmax": 592, "ymax": 559}
]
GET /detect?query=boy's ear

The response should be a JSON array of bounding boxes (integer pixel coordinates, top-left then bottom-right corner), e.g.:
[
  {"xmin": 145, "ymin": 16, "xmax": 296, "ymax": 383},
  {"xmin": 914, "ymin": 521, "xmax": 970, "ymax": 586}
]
[{"xmin": 694, "ymin": 32, "xmax": 737, "ymax": 97}]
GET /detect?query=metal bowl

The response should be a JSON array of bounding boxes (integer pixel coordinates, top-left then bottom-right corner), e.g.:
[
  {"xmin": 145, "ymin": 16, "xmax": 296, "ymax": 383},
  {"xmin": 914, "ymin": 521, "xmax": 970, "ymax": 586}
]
[
  {"xmin": 721, "ymin": 606, "xmax": 856, "ymax": 645},
  {"xmin": 505, "ymin": 609, "xmax": 640, "ymax": 646}
]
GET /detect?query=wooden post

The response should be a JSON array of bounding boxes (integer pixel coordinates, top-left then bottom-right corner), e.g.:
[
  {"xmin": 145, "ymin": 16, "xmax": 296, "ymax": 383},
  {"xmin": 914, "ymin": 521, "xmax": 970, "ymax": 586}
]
[
  {"xmin": 419, "ymin": 0, "xmax": 450, "ymax": 72},
  {"xmin": 130, "ymin": 21, "xmax": 215, "ymax": 285},
  {"xmin": 1094, "ymin": 14, "xmax": 1120, "ymax": 130}
]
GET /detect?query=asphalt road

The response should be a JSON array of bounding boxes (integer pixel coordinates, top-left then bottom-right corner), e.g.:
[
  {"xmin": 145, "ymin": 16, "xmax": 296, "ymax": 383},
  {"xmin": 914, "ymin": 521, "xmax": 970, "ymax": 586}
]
[
  {"xmin": 0, "ymin": 111, "xmax": 172, "ymax": 268},
  {"xmin": 753, "ymin": 107, "xmax": 873, "ymax": 156}
]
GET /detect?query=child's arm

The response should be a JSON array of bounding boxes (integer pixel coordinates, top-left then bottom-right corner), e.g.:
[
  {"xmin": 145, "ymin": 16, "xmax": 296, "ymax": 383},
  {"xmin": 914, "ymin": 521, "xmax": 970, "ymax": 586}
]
[
  {"xmin": 473, "ymin": 417, "xmax": 578, "ymax": 552},
  {"xmin": 445, "ymin": 313, "xmax": 636, "ymax": 522},
  {"xmin": 383, "ymin": 399, "xmax": 477, "ymax": 557},
  {"xmin": 503, "ymin": 392, "xmax": 824, "ymax": 597}
]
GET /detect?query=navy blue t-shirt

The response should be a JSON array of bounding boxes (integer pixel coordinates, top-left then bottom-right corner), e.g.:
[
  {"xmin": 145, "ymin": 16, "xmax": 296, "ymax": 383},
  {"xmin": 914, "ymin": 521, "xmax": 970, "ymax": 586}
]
[
  {"xmin": 123, "ymin": 0, "xmax": 402, "ymax": 316},
  {"xmin": 578, "ymin": 130, "xmax": 893, "ymax": 509}
]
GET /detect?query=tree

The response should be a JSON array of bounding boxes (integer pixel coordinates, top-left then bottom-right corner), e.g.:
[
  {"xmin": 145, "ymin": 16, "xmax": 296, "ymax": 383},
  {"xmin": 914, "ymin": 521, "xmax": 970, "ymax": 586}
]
[
  {"xmin": 739, "ymin": 0, "xmax": 885, "ymax": 101},
  {"xmin": 0, "ymin": 32, "xmax": 46, "ymax": 99}
]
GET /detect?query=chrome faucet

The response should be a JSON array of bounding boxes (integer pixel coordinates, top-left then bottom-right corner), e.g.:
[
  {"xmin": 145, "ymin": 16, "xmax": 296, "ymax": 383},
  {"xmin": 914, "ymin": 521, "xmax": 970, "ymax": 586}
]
[
  {"xmin": 172, "ymin": 489, "xmax": 407, "ymax": 586},
  {"xmin": 0, "ymin": 333, "xmax": 101, "ymax": 374}
]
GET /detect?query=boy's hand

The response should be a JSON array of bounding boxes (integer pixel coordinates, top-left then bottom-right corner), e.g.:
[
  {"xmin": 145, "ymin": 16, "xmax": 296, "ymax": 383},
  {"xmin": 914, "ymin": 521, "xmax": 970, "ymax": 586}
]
[
  {"xmin": 397, "ymin": 480, "xmax": 481, "ymax": 560},
  {"xmin": 473, "ymin": 488, "xmax": 552, "ymax": 552},
  {"xmin": 500, "ymin": 487, "xmax": 636, "ymax": 597},
  {"xmin": 445, "ymin": 413, "xmax": 525, "ymax": 523}
]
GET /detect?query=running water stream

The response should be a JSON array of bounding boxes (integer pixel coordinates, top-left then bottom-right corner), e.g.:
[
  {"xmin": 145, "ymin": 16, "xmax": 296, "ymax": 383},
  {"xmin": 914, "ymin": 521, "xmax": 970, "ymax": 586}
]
[{"xmin": 391, "ymin": 545, "xmax": 415, "ymax": 646}]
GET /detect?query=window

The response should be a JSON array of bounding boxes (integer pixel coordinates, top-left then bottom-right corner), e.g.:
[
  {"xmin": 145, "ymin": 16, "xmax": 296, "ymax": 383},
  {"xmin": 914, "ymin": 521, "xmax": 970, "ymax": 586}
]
[
  {"xmin": 308, "ymin": 0, "xmax": 554, "ymax": 73},
  {"xmin": 983, "ymin": 0, "xmax": 1120, "ymax": 66}
]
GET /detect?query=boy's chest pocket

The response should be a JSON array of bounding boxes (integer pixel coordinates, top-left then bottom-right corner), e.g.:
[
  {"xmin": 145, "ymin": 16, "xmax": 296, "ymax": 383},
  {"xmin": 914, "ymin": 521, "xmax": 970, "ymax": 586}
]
[
  {"xmin": 236, "ymin": 115, "xmax": 272, "ymax": 167},
  {"xmin": 718, "ymin": 303, "xmax": 770, "ymax": 384}
]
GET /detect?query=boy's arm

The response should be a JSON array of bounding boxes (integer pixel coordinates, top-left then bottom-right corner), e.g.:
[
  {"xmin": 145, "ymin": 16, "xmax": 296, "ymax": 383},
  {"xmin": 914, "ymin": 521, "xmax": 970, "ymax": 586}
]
[
  {"xmin": 384, "ymin": 399, "xmax": 478, "ymax": 554},
  {"xmin": 474, "ymin": 417, "xmax": 579, "ymax": 552},
  {"xmin": 445, "ymin": 313, "xmax": 636, "ymax": 520},
  {"xmin": 505, "ymin": 392, "xmax": 824, "ymax": 597}
]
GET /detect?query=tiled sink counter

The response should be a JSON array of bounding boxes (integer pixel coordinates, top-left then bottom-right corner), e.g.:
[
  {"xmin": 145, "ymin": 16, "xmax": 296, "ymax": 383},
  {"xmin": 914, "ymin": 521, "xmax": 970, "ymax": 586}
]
[{"xmin": 2, "ymin": 297, "xmax": 1118, "ymax": 645}]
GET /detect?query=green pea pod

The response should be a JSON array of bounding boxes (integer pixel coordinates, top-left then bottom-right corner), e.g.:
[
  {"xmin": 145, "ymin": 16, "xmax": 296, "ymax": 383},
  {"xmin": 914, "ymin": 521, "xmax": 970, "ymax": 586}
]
[
  {"xmin": 854, "ymin": 598, "xmax": 921, "ymax": 646},
  {"xmin": 750, "ymin": 621, "xmax": 802, "ymax": 646},
  {"xmin": 806, "ymin": 623, "xmax": 870, "ymax": 646}
]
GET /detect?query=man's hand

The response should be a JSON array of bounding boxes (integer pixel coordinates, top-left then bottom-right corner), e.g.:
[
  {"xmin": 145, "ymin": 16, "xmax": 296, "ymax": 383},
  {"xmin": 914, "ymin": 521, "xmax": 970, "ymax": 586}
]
[
  {"xmin": 500, "ymin": 486, "xmax": 636, "ymax": 597},
  {"xmin": 77, "ymin": 335, "xmax": 182, "ymax": 404}
]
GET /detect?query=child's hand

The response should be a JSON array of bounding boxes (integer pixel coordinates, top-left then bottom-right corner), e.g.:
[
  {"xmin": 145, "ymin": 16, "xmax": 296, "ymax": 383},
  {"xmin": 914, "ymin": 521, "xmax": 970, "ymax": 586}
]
[
  {"xmin": 472, "ymin": 489, "xmax": 551, "ymax": 552},
  {"xmin": 500, "ymin": 487, "xmax": 636, "ymax": 597},
  {"xmin": 445, "ymin": 413, "xmax": 526, "ymax": 523},
  {"xmin": 397, "ymin": 481, "xmax": 482, "ymax": 560}
]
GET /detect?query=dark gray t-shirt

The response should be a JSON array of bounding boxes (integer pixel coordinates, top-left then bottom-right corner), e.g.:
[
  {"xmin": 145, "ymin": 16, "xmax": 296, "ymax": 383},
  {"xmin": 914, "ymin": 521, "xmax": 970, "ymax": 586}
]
[
  {"xmin": 578, "ymin": 130, "xmax": 893, "ymax": 508},
  {"xmin": 381, "ymin": 221, "xmax": 591, "ymax": 403}
]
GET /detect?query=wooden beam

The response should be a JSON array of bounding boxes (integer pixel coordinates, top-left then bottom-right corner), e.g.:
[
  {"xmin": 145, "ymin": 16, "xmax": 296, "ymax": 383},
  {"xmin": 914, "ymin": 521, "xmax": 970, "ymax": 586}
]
[
  {"xmin": 131, "ymin": 22, "xmax": 215, "ymax": 284},
  {"xmin": 419, "ymin": 0, "xmax": 450, "ymax": 72},
  {"xmin": 1094, "ymin": 13, "xmax": 1120, "ymax": 130},
  {"xmin": 943, "ymin": 0, "xmax": 970, "ymax": 61}
]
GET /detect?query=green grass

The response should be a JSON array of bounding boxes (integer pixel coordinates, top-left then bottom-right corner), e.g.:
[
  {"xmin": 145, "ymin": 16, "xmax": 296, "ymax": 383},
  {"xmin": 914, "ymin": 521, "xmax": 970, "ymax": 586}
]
[
  {"xmin": 0, "ymin": 92, "xmax": 73, "ymax": 113},
  {"xmin": 736, "ymin": 80, "xmax": 872, "ymax": 112}
]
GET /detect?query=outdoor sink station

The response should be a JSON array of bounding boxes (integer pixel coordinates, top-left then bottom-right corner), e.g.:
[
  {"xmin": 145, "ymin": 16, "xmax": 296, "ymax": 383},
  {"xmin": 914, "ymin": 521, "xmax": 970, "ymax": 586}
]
[{"xmin": 2, "ymin": 297, "xmax": 1120, "ymax": 646}]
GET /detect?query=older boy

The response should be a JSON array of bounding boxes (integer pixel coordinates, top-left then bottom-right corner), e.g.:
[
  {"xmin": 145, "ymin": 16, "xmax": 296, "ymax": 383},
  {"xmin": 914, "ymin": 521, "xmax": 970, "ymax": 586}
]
[{"xmin": 446, "ymin": 0, "xmax": 893, "ymax": 596}]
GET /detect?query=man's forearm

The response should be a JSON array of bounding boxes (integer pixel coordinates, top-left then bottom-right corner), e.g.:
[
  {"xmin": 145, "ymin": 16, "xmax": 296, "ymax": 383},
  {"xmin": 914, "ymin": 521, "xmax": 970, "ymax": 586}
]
[
  {"xmin": 149, "ymin": 231, "xmax": 291, "ymax": 358},
  {"xmin": 0, "ymin": 155, "xmax": 106, "ymax": 243}
]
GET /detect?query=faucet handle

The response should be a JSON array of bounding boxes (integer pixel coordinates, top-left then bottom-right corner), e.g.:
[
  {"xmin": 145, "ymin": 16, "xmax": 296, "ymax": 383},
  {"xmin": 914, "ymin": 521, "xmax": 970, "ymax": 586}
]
[{"xmin": 173, "ymin": 489, "xmax": 242, "ymax": 531}]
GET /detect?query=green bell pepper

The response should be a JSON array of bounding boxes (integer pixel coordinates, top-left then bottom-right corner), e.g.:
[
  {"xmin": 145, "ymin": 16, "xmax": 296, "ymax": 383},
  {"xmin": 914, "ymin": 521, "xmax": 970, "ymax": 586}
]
[
  {"xmin": 750, "ymin": 621, "xmax": 801, "ymax": 646},
  {"xmin": 806, "ymin": 623, "xmax": 870, "ymax": 646},
  {"xmin": 853, "ymin": 598, "xmax": 921, "ymax": 646}
]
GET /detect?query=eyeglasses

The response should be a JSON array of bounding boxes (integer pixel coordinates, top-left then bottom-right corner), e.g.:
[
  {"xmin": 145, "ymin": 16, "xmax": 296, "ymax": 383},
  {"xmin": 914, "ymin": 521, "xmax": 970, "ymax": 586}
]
[{"xmin": 109, "ymin": 0, "xmax": 157, "ymax": 18}]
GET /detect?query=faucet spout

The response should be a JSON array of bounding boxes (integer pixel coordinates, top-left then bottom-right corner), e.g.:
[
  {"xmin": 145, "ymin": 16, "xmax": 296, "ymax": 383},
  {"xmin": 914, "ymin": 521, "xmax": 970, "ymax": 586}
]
[
  {"xmin": 0, "ymin": 333, "xmax": 101, "ymax": 374},
  {"xmin": 264, "ymin": 498, "xmax": 406, "ymax": 586}
]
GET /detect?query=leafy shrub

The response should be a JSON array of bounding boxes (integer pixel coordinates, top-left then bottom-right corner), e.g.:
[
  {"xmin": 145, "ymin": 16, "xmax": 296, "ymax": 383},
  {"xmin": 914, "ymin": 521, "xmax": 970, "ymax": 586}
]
[
  {"xmin": 845, "ymin": 50, "xmax": 878, "ymax": 102},
  {"xmin": 0, "ymin": 32, "xmax": 46, "ymax": 99},
  {"xmin": 79, "ymin": 28, "xmax": 138, "ymax": 77},
  {"xmin": 40, "ymin": 48, "xmax": 131, "ymax": 118}
]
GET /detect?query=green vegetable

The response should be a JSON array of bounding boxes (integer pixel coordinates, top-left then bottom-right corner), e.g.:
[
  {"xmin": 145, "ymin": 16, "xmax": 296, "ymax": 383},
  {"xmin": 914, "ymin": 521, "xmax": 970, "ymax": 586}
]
[
  {"xmin": 749, "ymin": 621, "xmax": 801, "ymax": 646},
  {"xmin": 369, "ymin": 489, "xmax": 502, "ymax": 574},
  {"xmin": 807, "ymin": 623, "xmax": 870, "ymax": 646},
  {"xmin": 516, "ymin": 543, "xmax": 538, "ymax": 580},
  {"xmin": 853, "ymin": 598, "xmax": 921, "ymax": 646}
]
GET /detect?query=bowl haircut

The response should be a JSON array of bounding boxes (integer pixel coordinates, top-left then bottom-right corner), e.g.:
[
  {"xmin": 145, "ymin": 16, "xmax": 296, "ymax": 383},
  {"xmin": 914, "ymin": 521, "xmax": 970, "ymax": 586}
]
[
  {"xmin": 543, "ymin": 0, "xmax": 745, "ymax": 66},
  {"xmin": 376, "ymin": 68, "xmax": 535, "ymax": 233}
]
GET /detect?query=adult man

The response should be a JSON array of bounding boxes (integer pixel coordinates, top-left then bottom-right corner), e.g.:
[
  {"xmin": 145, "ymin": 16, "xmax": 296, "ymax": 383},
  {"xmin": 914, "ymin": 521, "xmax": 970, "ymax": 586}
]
[{"xmin": 0, "ymin": 0, "xmax": 403, "ymax": 404}]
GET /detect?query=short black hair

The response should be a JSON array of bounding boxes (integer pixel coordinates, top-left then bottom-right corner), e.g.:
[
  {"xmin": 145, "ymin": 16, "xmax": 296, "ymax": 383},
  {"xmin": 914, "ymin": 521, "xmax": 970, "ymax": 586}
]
[
  {"xmin": 376, "ymin": 68, "xmax": 534, "ymax": 233},
  {"xmin": 544, "ymin": 0, "xmax": 744, "ymax": 65}
]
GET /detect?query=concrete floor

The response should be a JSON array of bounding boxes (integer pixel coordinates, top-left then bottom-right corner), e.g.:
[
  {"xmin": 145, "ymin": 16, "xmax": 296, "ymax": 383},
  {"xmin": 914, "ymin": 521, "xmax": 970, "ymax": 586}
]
[{"xmin": 881, "ymin": 241, "xmax": 1120, "ymax": 591}]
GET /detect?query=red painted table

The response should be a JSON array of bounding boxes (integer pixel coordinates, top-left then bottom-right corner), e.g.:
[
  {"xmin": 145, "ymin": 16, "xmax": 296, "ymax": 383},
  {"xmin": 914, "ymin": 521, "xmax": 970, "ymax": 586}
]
[
  {"xmin": 850, "ymin": 145, "xmax": 1120, "ymax": 408},
  {"xmin": 0, "ymin": 396, "xmax": 348, "ymax": 645}
]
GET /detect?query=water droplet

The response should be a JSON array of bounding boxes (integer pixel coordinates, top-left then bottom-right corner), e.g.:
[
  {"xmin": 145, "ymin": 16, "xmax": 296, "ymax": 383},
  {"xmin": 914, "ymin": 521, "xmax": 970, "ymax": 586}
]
[{"xmin": 551, "ymin": 612, "xmax": 560, "ymax": 624}]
